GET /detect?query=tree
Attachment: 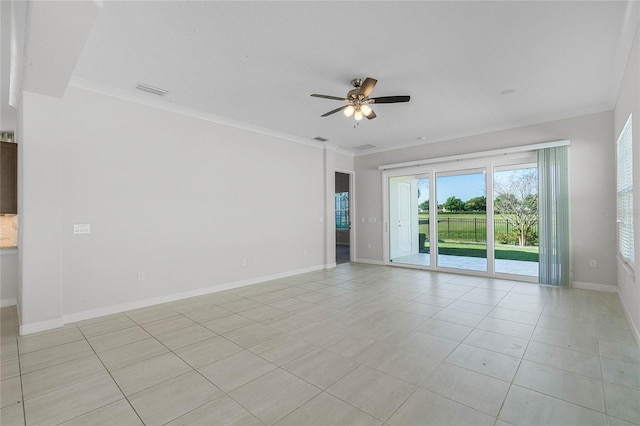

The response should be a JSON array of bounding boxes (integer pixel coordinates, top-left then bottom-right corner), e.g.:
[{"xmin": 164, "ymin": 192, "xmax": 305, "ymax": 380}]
[
  {"xmin": 443, "ymin": 196, "xmax": 465, "ymax": 212},
  {"xmin": 464, "ymin": 196, "xmax": 486, "ymax": 212},
  {"xmin": 419, "ymin": 200, "xmax": 430, "ymax": 211},
  {"xmin": 494, "ymin": 170, "xmax": 538, "ymax": 246}
]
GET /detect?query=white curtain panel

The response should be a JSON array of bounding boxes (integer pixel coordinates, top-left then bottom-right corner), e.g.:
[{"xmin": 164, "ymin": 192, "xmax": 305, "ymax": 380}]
[{"xmin": 538, "ymin": 146, "xmax": 571, "ymax": 286}]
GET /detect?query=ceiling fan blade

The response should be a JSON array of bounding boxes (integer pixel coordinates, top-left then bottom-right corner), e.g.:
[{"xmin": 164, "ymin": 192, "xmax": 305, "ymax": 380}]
[
  {"xmin": 365, "ymin": 109, "xmax": 377, "ymax": 120},
  {"xmin": 357, "ymin": 78, "xmax": 377, "ymax": 97},
  {"xmin": 321, "ymin": 105, "xmax": 348, "ymax": 117},
  {"xmin": 311, "ymin": 94, "xmax": 348, "ymax": 101},
  {"xmin": 371, "ymin": 95, "xmax": 410, "ymax": 104}
]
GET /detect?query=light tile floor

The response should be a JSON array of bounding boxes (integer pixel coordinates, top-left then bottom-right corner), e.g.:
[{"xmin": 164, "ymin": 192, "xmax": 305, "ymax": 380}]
[{"xmin": 1, "ymin": 263, "xmax": 639, "ymax": 425}]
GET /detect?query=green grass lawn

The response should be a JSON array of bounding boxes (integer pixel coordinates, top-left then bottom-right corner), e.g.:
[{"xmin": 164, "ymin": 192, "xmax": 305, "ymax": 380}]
[
  {"xmin": 417, "ymin": 212, "xmax": 537, "ymax": 245},
  {"xmin": 423, "ymin": 241, "xmax": 539, "ymax": 262},
  {"xmin": 414, "ymin": 212, "xmax": 538, "ymax": 261}
]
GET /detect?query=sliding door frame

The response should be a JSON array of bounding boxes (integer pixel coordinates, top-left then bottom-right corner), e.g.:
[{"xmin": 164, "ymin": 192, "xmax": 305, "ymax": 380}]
[{"xmin": 382, "ymin": 152, "xmax": 538, "ymax": 282}]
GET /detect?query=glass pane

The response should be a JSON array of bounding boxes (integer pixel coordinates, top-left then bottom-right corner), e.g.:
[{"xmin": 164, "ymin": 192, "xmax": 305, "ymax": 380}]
[
  {"xmin": 335, "ymin": 192, "xmax": 349, "ymax": 229},
  {"xmin": 389, "ymin": 175, "xmax": 429, "ymax": 267},
  {"xmin": 494, "ymin": 167, "xmax": 539, "ymax": 277},
  {"xmin": 436, "ymin": 171, "xmax": 487, "ymax": 271}
]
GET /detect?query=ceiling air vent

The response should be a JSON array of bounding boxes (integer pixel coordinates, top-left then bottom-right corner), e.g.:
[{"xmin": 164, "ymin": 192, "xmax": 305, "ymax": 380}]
[
  {"xmin": 313, "ymin": 136, "xmax": 329, "ymax": 142},
  {"xmin": 135, "ymin": 82, "xmax": 169, "ymax": 96},
  {"xmin": 353, "ymin": 144, "xmax": 376, "ymax": 151}
]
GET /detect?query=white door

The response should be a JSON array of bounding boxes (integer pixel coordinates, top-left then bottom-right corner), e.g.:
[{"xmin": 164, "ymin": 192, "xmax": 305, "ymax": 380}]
[{"xmin": 397, "ymin": 181, "xmax": 412, "ymax": 256}]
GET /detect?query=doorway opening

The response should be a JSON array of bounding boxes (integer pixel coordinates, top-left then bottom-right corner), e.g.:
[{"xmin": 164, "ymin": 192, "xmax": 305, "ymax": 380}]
[
  {"xmin": 389, "ymin": 175, "xmax": 429, "ymax": 266},
  {"xmin": 335, "ymin": 172, "xmax": 351, "ymax": 264}
]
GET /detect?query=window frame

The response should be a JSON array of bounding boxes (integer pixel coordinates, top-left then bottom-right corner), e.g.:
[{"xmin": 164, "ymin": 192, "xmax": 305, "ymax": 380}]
[{"xmin": 616, "ymin": 113, "xmax": 634, "ymax": 269}]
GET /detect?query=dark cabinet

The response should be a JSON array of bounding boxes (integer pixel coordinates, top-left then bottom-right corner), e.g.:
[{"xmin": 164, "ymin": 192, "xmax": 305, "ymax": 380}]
[{"xmin": 1, "ymin": 142, "xmax": 17, "ymax": 214}]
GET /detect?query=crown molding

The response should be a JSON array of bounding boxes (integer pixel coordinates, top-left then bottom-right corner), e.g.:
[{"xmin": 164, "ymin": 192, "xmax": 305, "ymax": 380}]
[
  {"xmin": 68, "ymin": 78, "xmax": 324, "ymax": 150},
  {"xmin": 336, "ymin": 147, "xmax": 355, "ymax": 157},
  {"xmin": 322, "ymin": 142, "xmax": 354, "ymax": 157},
  {"xmin": 353, "ymin": 104, "xmax": 612, "ymax": 157}
]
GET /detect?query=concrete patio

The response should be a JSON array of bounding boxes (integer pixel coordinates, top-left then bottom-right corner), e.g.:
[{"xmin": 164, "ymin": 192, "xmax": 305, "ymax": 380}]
[{"xmin": 391, "ymin": 253, "xmax": 538, "ymax": 277}]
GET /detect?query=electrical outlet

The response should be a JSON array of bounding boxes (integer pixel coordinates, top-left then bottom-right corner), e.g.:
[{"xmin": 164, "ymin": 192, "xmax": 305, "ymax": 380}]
[
  {"xmin": 368, "ymin": 243, "xmax": 372, "ymax": 249},
  {"xmin": 137, "ymin": 272, "xmax": 145, "ymax": 281},
  {"xmin": 589, "ymin": 259, "xmax": 597, "ymax": 268}
]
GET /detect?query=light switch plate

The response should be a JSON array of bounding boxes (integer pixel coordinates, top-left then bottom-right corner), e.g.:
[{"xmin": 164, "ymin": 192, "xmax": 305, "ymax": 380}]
[{"xmin": 73, "ymin": 224, "xmax": 91, "ymax": 234}]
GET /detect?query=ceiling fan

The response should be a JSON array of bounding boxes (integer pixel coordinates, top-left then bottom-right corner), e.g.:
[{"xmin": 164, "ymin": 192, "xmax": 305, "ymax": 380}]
[{"xmin": 311, "ymin": 77, "xmax": 410, "ymax": 121}]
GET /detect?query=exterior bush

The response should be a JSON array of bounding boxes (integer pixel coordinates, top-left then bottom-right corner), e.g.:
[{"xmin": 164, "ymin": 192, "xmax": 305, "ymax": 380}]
[
  {"xmin": 495, "ymin": 230, "xmax": 519, "ymax": 245},
  {"xmin": 495, "ymin": 229, "xmax": 538, "ymax": 246}
]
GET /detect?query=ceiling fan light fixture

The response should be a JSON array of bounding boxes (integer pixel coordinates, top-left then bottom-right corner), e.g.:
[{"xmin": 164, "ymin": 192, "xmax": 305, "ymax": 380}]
[
  {"xmin": 311, "ymin": 77, "xmax": 410, "ymax": 121},
  {"xmin": 343, "ymin": 105, "xmax": 355, "ymax": 117}
]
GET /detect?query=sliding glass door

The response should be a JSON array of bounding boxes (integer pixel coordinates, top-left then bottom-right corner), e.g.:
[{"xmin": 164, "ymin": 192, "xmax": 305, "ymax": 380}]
[
  {"xmin": 436, "ymin": 169, "xmax": 487, "ymax": 272},
  {"xmin": 493, "ymin": 166, "xmax": 539, "ymax": 277},
  {"xmin": 384, "ymin": 152, "xmax": 539, "ymax": 281}
]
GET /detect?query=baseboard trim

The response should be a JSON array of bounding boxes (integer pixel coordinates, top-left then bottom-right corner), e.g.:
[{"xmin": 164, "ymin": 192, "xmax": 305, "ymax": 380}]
[
  {"xmin": 66, "ymin": 264, "xmax": 326, "ymax": 325},
  {"xmin": 324, "ymin": 262, "xmax": 337, "ymax": 269},
  {"xmin": 354, "ymin": 258, "xmax": 385, "ymax": 266},
  {"xmin": 1, "ymin": 298, "xmax": 17, "ymax": 307},
  {"xmin": 19, "ymin": 264, "xmax": 326, "ymax": 335},
  {"xmin": 572, "ymin": 281, "xmax": 619, "ymax": 293},
  {"xmin": 617, "ymin": 290, "xmax": 640, "ymax": 348},
  {"xmin": 20, "ymin": 317, "xmax": 65, "ymax": 335}
]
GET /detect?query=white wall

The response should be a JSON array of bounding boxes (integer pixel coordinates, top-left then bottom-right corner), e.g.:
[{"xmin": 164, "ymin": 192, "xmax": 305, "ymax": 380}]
[
  {"xmin": 0, "ymin": 249, "xmax": 18, "ymax": 306},
  {"xmin": 334, "ymin": 150, "xmax": 355, "ymax": 173},
  {"xmin": 19, "ymin": 92, "xmax": 64, "ymax": 330},
  {"xmin": 355, "ymin": 111, "xmax": 616, "ymax": 288},
  {"xmin": 614, "ymin": 23, "xmax": 640, "ymax": 344},
  {"xmin": 19, "ymin": 86, "xmax": 328, "ymax": 332}
]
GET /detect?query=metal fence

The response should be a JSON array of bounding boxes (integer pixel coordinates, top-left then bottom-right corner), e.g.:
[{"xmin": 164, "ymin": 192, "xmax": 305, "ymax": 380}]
[{"xmin": 418, "ymin": 217, "xmax": 538, "ymax": 243}]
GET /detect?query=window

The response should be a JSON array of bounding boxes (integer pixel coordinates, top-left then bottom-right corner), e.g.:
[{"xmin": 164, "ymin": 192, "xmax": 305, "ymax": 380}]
[
  {"xmin": 617, "ymin": 114, "xmax": 634, "ymax": 265},
  {"xmin": 335, "ymin": 192, "xmax": 349, "ymax": 229}
]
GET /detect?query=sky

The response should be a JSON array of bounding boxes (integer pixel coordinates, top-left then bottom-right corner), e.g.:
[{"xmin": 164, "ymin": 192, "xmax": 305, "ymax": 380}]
[
  {"xmin": 417, "ymin": 168, "xmax": 537, "ymax": 205},
  {"xmin": 417, "ymin": 173, "xmax": 486, "ymax": 205}
]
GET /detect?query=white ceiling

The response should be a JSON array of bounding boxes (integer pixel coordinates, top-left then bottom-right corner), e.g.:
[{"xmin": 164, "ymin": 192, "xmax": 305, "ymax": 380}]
[{"xmin": 70, "ymin": 1, "xmax": 640, "ymax": 154}]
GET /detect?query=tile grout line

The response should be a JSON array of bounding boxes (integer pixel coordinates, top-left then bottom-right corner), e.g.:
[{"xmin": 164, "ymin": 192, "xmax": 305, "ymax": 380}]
[
  {"xmin": 117, "ymin": 292, "xmax": 305, "ymax": 424},
  {"xmin": 382, "ymin": 278, "xmax": 515, "ymax": 424},
  {"xmin": 9, "ymin": 267, "xmax": 639, "ymax": 425},
  {"xmin": 16, "ymin": 305, "xmax": 27, "ymax": 426},
  {"xmin": 492, "ymin": 280, "xmax": 548, "ymax": 423},
  {"xmin": 596, "ymin": 311, "xmax": 611, "ymax": 422},
  {"xmin": 74, "ymin": 322, "xmax": 147, "ymax": 426}
]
